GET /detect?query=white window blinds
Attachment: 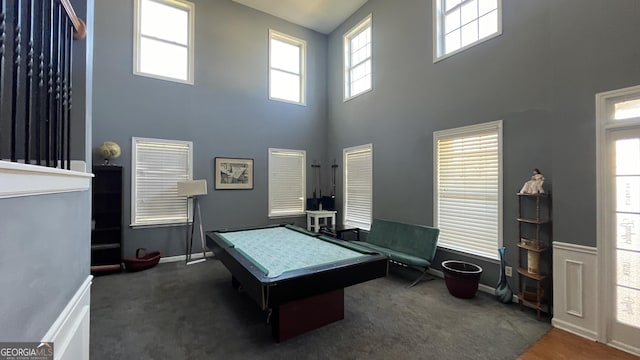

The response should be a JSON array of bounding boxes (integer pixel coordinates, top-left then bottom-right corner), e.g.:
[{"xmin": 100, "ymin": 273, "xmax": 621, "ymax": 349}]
[
  {"xmin": 344, "ymin": 144, "xmax": 373, "ymax": 230},
  {"xmin": 269, "ymin": 148, "xmax": 306, "ymax": 217},
  {"xmin": 131, "ymin": 137, "xmax": 192, "ymax": 226},
  {"xmin": 434, "ymin": 120, "xmax": 502, "ymax": 260}
]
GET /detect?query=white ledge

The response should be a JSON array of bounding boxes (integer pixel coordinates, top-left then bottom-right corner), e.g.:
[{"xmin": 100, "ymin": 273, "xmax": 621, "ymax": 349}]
[
  {"xmin": 0, "ymin": 160, "xmax": 93, "ymax": 199},
  {"xmin": 553, "ymin": 241, "xmax": 598, "ymax": 255}
]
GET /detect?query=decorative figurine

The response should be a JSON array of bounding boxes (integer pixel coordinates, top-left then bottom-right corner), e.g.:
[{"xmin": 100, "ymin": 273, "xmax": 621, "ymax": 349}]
[
  {"xmin": 519, "ymin": 168, "xmax": 545, "ymax": 194},
  {"xmin": 99, "ymin": 141, "xmax": 121, "ymax": 165}
]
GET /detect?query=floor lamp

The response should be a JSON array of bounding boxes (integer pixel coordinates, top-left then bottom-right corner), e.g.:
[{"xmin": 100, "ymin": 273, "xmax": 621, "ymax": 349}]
[{"xmin": 177, "ymin": 180, "xmax": 208, "ymax": 265}]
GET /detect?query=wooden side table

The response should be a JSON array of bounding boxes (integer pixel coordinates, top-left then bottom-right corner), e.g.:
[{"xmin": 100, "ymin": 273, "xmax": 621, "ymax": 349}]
[{"xmin": 306, "ymin": 210, "xmax": 337, "ymax": 232}]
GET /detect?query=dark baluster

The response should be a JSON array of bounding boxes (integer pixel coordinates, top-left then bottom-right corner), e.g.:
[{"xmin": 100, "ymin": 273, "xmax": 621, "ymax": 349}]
[
  {"xmin": 0, "ymin": 0, "xmax": 6, "ymax": 150},
  {"xmin": 53, "ymin": 2, "xmax": 62, "ymax": 168},
  {"xmin": 46, "ymin": 0, "xmax": 54, "ymax": 167},
  {"xmin": 65, "ymin": 17, "xmax": 72, "ymax": 170},
  {"xmin": 55, "ymin": 4, "xmax": 63, "ymax": 168},
  {"xmin": 60, "ymin": 16, "xmax": 68, "ymax": 169},
  {"xmin": 34, "ymin": 0, "xmax": 47, "ymax": 165},
  {"xmin": 24, "ymin": 0, "xmax": 35, "ymax": 163},
  {"xmin": 10, "ymin": 0, "xmax": 22, "ymax": 162}
]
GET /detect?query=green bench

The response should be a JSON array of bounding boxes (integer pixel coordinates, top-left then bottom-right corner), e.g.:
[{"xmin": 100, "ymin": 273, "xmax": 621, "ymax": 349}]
[{"xmin": 351, "ymin": 219, "xmax": 440, "ymax": 287}]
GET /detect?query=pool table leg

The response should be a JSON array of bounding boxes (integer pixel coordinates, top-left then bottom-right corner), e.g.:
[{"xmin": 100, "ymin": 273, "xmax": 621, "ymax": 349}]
[
  {"xmin": 271, "ymin": 288, "xmax": 344, "ymax": 342},
  {"xmin": 231, "ymin": 276, "xmax": 241, "ymax": 291}
]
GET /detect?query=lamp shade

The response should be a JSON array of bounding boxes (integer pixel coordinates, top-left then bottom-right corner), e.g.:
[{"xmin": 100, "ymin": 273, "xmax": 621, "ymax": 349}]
[{"xmin": 177, "ymin": 180, "xmax": 208, "ymax": 197}]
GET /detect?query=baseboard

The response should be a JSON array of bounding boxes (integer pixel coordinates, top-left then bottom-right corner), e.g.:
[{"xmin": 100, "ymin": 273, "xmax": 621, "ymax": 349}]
[
  {"xmin": 427, "ymin": 267, "xmax": 445, "ymax": 280},
  {"xmin": 427, "ymin": 268, "xmax": 519, "ymax": 303},
  {"xmin": 608, "ymin": 340, "xmax": 640, "ymax": 357},
  {"xmin": 553, "ymin": 318, "xmax": 640, "ymax": 357},
  {"xmin": 42, "ymin": 276, "xmax": 92, "ymax": 360},
  {"xmin": 551, "ymin": 318, "xmax": 599, "ymax": 341},
  {"xmin": 159, "ymin": 251, "xmax": 214, "ymax": 264}
]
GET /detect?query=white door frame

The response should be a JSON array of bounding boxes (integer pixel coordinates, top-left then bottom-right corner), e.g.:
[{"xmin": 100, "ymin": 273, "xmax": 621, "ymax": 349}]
[{"xmin": 596, "ymin": 84, "xmax": 640, "ymax": 356}]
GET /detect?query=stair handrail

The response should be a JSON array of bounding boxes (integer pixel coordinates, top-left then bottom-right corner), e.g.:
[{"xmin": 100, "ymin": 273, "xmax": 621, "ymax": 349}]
[{"xmin": 59, "ymin": 0, "xmax": 87, "ymax": 40}]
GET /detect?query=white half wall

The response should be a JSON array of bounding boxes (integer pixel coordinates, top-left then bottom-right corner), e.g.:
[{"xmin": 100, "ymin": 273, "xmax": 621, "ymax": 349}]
[
  {"xmin": 0, "ymin": 161, "xmax": 93, "ymax": 199},
  {"xmin": 42, "ymin": 276, "xmax": 92, "ymax": 360},
  {"xmin": 552, "ymin": 241, "xmax": 599, "ymax": 340}
]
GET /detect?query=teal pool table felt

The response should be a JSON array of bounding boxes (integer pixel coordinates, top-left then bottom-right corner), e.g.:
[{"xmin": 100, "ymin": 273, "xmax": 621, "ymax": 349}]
[{"xmin": 218, "ymin": 227, "xmax": 366, "ymax": 278}]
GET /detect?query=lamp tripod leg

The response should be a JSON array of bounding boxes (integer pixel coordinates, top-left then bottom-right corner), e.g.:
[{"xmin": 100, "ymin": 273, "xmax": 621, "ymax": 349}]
[
  {"xmin": 197, "ymin": 199, "xmax": 207, "ymax": 259},
  {"xmin": 186, "ymin": 197, "xmax": 206, "ymax": 265},
  {"xmin": 186, "ymin": 197, "xmax": 196, "ymax": 264},
  {"xmin": 189, "ymin": 199, "xmax": 196, "ymax": 258}
]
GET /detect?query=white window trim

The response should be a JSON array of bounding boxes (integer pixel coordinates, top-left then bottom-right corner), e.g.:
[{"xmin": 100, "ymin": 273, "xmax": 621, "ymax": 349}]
[
  {"xmin": 133, "ymin": 0, "xmax": 195, "ymax": 85},
  {"xmin": 343, "ymin": 143, "xmax": 373, "ymax": 231},
  {"xmin": 268, "ymin": 29, "xmax": 307, "ymax": 106},
  {"xmin": 343, "ymin": 14, "xmax": 373, "ymax": 102},
  {"xmin": 432, "ymin": 0, "xmax": 503, "ymax": 63},
  {"xmin": 131, "ymin": 137, "xmax": 193, "ymax": 228},
  {"xmin": 595, "ymin": 84, "xmax": 640, "ymax": 344},
  {"xmin": 433, "ymin": 120, "xmax": 503, "ymax": 260},
  {"xmin": 268, "ymin": 148, "xmax": 306, "ymax": 218}
]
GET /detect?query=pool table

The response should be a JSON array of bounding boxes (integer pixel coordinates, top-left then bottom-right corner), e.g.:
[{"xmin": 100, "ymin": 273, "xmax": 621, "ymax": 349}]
[{"xmin": 205, "ymin": 224, "xmax": 388, "ymax": 341}]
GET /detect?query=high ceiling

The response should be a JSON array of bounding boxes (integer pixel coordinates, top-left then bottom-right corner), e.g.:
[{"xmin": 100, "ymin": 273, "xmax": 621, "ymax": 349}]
[{"xmin": 232, "ymin": 0, "xmax": 369, "ymax": 34}]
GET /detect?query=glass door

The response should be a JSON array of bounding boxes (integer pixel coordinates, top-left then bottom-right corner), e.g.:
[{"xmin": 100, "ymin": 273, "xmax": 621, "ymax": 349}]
[{"xmin": 606, "ymin": 105, "xmax": 640, "ymax": 350}]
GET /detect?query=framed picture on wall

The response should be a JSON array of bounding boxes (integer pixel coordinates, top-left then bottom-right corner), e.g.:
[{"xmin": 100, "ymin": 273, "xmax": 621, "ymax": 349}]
[{"xmin": 214, "ymin": 157, "xmax": 254, "ymax": 190}]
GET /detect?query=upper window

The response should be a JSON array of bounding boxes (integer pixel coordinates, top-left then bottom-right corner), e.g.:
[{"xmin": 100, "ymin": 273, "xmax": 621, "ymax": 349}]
[
  {"xmin": 344, "ymin": 14, "xmax": 372, "ymax": 101},
  {"xmin": 134, "ymin": 0, "xmax": 195, "ymax": 84},
  {"xmin": 433, "ymin": 0, "xmax": 501, "ymax": 62},
  {"xmin": 434, "ymin": 120, "xmax": 503, "ymax": 259},
  {"xmin": 268, "ymin": 148, "xmax": 306, "ymax": 217},
  {"xmin": 269, "ymin": 30, "xmax": 306, "ymax": 105},
  {"xmin": 344, "ymin": 144, "xmax": 373, "ymax": 230},
  {"xmin": 131, "ymin": 137, "xmax": 193, "ymax": 227},
  {"xmin": 614, "ymin": 98, "xmax": 640, "ymax": 120}
]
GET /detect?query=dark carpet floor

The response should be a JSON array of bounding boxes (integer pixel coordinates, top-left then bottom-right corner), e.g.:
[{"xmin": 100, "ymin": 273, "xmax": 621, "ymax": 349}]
[{"xmin": 90, "ymin": 259, "xmax": 551, "ymax": 360}]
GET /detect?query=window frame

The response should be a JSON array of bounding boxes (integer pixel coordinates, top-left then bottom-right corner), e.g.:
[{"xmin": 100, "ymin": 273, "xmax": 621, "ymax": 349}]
[
  {"xmin": 268, "ymin": 148, "xmax": 306, "ymax": 218},
  {"xmin": 268, "ymin": 29, "xmax": 307, "ymax": 106},
  {"xmin": 343, "ymin": 144, "xmax": 373, "ymax": 231},
  {"xmin": 433, "ymin": 120, "xmax": 503, "ymax": 260},
  {"xmin": 133, "ymin": 0, "xmax": 195, "ymax": 85},
  {"xmin": 432, "ymin": 0, "xmax": 502, "ymax": 63},
  {"xmin": 131, "ymin": 137, "xmax": 193, "ymax": 228},
  {"xmin": 343, "ymin": 14, "xmax": 373, "ymax": 101}
]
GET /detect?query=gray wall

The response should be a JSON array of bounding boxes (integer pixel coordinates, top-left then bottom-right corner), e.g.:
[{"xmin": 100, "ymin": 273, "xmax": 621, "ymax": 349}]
[
  {"xmin": 92, "ymin": 0, "xmax": 328, "ymax": 257},
  {"xmin": 0, "ymin": 192, "xmax": 91, "ymax": 341},
  {"xmin": 327, "ymin": 0, "xmax": 640, "ymax": 288},
  {"xmin": 549, "ymin": 0, "xmax": 640, "ymax": 251}
]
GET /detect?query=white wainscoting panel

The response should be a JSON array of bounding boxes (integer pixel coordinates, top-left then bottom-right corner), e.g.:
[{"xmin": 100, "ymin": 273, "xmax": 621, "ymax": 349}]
[
  {"xmin": 42, "ymin": 276, "xmax": 92, "ymax": 360},
  {"xmin": 552, "ymin": 242, "xmax": 599, "ymax": 340},
  {"xmin": 565, "ymin": 260, "xmax": 584, "ymax": 317}
]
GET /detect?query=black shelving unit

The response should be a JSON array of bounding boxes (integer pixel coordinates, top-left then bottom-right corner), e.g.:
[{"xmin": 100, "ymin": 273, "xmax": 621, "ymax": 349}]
[{"xmin": 91, "ymin": 166, "xmax": 123, "ymax": 274}]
